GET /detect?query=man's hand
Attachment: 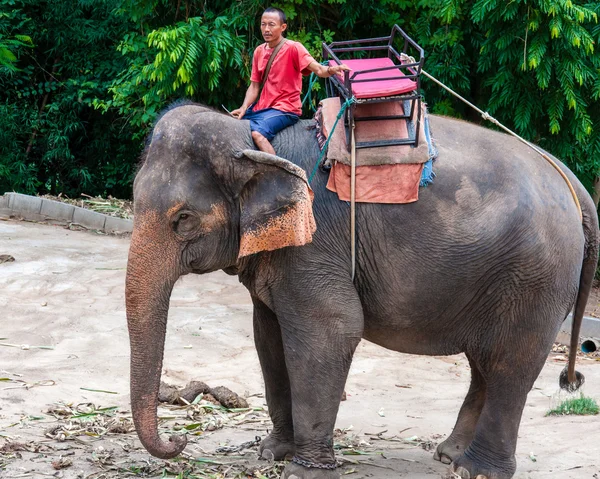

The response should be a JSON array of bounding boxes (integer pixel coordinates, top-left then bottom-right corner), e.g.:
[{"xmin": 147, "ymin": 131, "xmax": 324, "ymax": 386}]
[
  {"xmin": 307, "ymin": 61, "xmax": 351, "ymax": 79},
  {"xmin": 233, "ymin": 82, "xmax": 260, "ymax": 120},
  {"xmin": 327, "ymin": 63, "xmax": 351, "ymax": 76},
  {"xmin": 231, "ymin": 107, "xmax": 245, "ymax": 119}
]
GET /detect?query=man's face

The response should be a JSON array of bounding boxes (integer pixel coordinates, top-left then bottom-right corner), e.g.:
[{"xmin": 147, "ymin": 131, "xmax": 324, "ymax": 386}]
[{"xmin": 260, "ymin": 12, "xmax": 286, "ymax": 44}]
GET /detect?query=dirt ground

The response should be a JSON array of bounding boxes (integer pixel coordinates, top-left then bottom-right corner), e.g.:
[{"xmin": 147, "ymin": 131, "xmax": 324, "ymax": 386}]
[{"xmin": 1, "ymin": 219, "xmax": 599, "ymax": 479}]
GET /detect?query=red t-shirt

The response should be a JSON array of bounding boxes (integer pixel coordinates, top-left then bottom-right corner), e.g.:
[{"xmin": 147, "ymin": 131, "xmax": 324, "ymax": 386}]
[{"xmin": 250, "ymin": 40, "xmax": 315, "ymax": 116}]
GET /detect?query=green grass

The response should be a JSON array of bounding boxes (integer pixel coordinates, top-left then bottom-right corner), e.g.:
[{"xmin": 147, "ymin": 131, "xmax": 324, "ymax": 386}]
[{"xmin": 547, "ymin": 395, "xmax": 599, "ymax": 416}]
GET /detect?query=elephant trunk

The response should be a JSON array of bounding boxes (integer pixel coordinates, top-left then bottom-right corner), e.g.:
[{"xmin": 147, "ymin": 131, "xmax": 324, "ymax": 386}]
[{"xmin": 125, "ymin": 211, "xmax": 186, "ymax": 459}]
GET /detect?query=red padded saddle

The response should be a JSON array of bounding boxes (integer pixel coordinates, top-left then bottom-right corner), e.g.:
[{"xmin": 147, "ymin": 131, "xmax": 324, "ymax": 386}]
[{"xmin": 329, "ymin": 57, "xmax": 417, "ymax": 99}]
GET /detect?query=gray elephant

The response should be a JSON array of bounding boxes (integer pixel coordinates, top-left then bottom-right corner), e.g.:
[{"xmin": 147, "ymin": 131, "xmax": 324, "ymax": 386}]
[{"xmin": 125, "ymin": 103, "xmax": 598, "ymax": 479}]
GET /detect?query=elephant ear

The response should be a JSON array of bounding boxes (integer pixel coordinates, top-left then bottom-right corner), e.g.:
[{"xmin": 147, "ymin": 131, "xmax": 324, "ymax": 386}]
[{"xmin": 236, "ymin": 149, "xmax": 317, "ymax": 258}]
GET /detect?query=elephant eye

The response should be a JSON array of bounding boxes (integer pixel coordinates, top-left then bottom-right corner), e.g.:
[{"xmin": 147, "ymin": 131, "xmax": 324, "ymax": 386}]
[{"xmin": 172, "ymin": 211, "xmax": 198, "ymax": 236}]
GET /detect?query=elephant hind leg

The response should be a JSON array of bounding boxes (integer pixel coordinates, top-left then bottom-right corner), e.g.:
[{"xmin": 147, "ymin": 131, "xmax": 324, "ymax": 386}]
[
  {"xmin": 434, "ymin": 354, "xmax": 486, "ymax": 464},
  {"xmin": 450, "ymin": 323, "xmax": 560, "ymax": 479}
]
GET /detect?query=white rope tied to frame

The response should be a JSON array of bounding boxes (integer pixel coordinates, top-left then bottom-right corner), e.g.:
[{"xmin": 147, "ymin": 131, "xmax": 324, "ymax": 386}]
[{"xmin": 400, "ymin": 54, "xmax": 582, "ymax": 221}]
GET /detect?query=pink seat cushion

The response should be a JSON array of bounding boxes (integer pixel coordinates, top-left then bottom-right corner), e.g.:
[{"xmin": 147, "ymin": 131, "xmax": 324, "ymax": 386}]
[{"xmin": 329, "ymin": 57, "xmax": 417, "ymax": 99}]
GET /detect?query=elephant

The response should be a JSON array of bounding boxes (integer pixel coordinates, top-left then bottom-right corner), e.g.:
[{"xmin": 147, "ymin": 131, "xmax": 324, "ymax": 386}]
[{"xmin": 125, "ymin": 102, "xmax": 598, "ymax": 479}]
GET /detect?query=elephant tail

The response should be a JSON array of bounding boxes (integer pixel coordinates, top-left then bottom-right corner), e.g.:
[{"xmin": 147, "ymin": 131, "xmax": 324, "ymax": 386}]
[{"xmin": 559, "ymin": 196, "xmax": 599, "ymax": 392}]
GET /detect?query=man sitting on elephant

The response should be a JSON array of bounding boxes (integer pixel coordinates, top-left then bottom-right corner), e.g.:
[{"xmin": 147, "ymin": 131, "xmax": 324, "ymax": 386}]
[{"xmin": 231, "ymin": 7, "xmax": 349, "ymax": 155}]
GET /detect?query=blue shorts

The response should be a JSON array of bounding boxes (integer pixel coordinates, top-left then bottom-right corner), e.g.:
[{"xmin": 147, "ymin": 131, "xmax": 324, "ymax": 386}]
[{"xmin": 245, "ymin": 106, "xmax": 299, "ymax": 141}]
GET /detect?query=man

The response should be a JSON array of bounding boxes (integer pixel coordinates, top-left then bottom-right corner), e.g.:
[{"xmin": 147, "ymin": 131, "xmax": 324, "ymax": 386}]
[{"xmin": 231, "ymin": 7, "xmax": 349, "ymax": 155}]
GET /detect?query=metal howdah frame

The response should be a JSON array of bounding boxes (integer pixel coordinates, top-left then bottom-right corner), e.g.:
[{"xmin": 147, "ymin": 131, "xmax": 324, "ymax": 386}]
[{"xmin": 322, "ymin": 25, "xmax": 425, "ymax": 149}]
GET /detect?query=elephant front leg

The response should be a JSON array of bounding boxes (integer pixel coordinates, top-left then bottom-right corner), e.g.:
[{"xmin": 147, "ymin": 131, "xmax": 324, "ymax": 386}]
[
  {"xmin": 275, "ymin": 285, "xmax": 364, "ymax": 479},
  {"xmin": 253, "ymin": 299, "xmax": 296, "ymax": 461}
]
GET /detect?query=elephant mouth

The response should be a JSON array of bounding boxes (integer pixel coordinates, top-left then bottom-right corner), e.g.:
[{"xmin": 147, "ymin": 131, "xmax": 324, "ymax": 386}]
[{"xmin": 189, "ymin": 260, "xmax": 222, "ymax": 275}]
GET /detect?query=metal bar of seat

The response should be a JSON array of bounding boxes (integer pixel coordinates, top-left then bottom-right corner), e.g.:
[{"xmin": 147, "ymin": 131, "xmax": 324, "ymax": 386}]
[
  {"xmin": 355, "ymin": 94, "xmax": 420, "ymax": 103},
  {"xmin": 351, "ymin": 75, "xmax": 419, "ymax": 83},
  {"xmin": 355, "ymin": 115, "xmax": 411, "ymax": 121},
  {"xmin": 323, "ymin": 25, "xmax": 425, "ymax": 154},
  {"xmin": 329, "ymin": 46, "xmax": 390, "ymax": 53},
  {"xmin": 355, "ymin": 138, "xmax": 416, "ymax": 149},
  {"xmin": 328, "ymin": 35, "xmax": 391, "ymax": 46}
]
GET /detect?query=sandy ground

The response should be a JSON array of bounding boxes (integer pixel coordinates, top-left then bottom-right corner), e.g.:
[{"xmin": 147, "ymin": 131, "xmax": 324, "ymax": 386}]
[{"xmin": 1, "ymin": 219, "xmax": 599, "ymax": 479}]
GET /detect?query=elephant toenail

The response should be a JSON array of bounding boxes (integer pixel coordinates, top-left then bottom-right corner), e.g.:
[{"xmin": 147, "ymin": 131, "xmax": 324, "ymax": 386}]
[
  {"xmin": 475, "ymin": 476, "xmax": 488, "ymax": 479},
  {"xmin": 441, "ymin": 455, "xmax": 452, "ymax": 465},
  {"xmin": 260, "ymin": 449, "xmax": 275, "ymax": 461},
  {"xmin": 454, "ymin": 466, "xmax": 471, "ymax": 479}
]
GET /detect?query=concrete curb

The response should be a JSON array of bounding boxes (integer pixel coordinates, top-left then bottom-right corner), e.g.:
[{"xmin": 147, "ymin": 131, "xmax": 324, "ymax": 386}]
[
  {"xmin": 558, "ymin": 314, "xmax": 600, "ymax": 345},
  {"xmin": 0, "ymin": 192, "xmax": 133, "ymax": 234}
]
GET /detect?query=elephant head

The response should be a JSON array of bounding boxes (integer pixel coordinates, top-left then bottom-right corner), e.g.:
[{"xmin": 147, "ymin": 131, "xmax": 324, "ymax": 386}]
[{"xmin": 125, "ymin": 105, "xmax": 316, "ymax": 458}]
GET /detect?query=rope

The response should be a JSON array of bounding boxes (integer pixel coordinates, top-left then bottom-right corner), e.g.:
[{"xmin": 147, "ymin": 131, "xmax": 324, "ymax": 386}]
[
  {"xmin": 302, "ymin": 61, "xmax": 328, "ymax": 112},
  {"xmin": 308, "ymin": 97, "xmax": 356, "ymax": 184},
  {"xmin": 400, "ymin": 54, "xmax": 583, "ymax": 221},
  {"xmin": 302, "ymin": 73, "xmax": 320, "ymax": 112}
]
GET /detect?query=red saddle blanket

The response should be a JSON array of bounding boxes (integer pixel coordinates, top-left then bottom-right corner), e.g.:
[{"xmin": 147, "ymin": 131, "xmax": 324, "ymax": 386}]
[
  {"xmin": 317, "ymin": 98, "xmax": 428, "ymax": 204},
  {"xmin": 326, "ymin": 162, "xmax": 422, "ymax": 204}
]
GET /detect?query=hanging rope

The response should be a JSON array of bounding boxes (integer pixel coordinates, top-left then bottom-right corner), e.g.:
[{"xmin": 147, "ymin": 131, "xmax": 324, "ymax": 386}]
[
  {"xmin": 399, "ymin": 53, "xmax": 582, "ymax": 221},
  {"xmin": 302, "ymin": 73, "xmax": 320, "ymax": 112},
  {"xmin": 308, "ymin": 96, "xmax": 356, "ymax": 184},
  {"xmin": 302, "ymin": 61, "xmax": 329, "ymax": 112}
]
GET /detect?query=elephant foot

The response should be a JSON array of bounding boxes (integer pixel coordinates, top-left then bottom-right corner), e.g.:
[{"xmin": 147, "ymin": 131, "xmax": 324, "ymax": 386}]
[
  {"xmin": 259, "ymin": 433, "xmax": 295, "ymax": 461},
  {"xmin": 449, "ymin": 450, "xmax": 516, "ymax": 479},
  {"xmin": 281, "ymin": 462, "xmax": 339, "ymax": 479},
  {"xmin": 434, "ymin": 435, "xmax": 471, "ymax": 465}
]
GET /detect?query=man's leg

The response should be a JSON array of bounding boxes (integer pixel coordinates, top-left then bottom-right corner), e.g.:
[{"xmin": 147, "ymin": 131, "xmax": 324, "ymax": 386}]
[
  {"xmin": 249, "ymin": 109, "xmax": 299, "ymax": 154},
  {"xmin": 251, "ymin": 130, "xmax": 276, "ymax": 155}
]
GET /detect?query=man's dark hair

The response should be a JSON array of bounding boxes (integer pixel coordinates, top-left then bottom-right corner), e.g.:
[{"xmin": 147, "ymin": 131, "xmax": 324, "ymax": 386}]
[{"xmin": 263, "ymin": 7, "xmax": 286, "ymax": 24}]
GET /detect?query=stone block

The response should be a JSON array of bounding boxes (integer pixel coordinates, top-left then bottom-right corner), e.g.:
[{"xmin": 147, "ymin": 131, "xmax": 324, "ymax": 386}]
[
  {"xmin": 9, "ymin": 193, "xmax": 42, "ymax": 215},
  {"xmin": 4, "ymin": 192, "xmax": 16, "ymax": 209},
  {"xmin": 72, "ymin": 207, "xmax": 106, "ymax": 230},
  {"xmin": 40, "ymin": 199, "xmax": 75, "ymax": 222},
  {"xmin": 0, "ymin": 194, "xmax": 9, "ymax": 210},
  {"xmin": 104, "ymin": 216, "xmax": 133, "ymax": 233}
]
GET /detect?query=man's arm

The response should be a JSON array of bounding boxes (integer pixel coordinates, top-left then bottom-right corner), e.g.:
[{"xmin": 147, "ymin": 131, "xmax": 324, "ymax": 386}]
[
  {"xmin": 231, "ymin": 82, "xmax": 260, "ymax": 119},
  {"xmin": 306, "ymin": 61, "xmax": 350, "ymax": 78}
]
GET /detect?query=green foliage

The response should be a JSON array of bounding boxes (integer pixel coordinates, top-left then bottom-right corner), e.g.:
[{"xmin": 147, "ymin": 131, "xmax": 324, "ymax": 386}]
[
  {"xmin": 547, "ymin": 395, "xmax": 599, "ymax": 416},
  {"xmin": 0, "ymin": 101, "xmax": 39, "ymax": 193},
  {"xmin": 467, "ymin": 0, "xmax": 600, "ymax": 192},
  {"xmin": 0, "ymin": 0, "xmax": 138, "ymax": 198},
  {"xmin": 0, "ymin": 8, "xmax": 33, "ymax": 74},
  {"xmin": 99, "ymin": 12, "xmax": 247, "ymax": 131},
  {"xmin": 0, "ymin": 33, "xmax": 32, "ymax": 73}
]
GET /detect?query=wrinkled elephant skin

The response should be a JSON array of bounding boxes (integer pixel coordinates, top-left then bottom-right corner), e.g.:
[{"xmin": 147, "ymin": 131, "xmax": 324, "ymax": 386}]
[{"xmin": 125, "ymin": 104, "xmax": 599, "ymax": 479}]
